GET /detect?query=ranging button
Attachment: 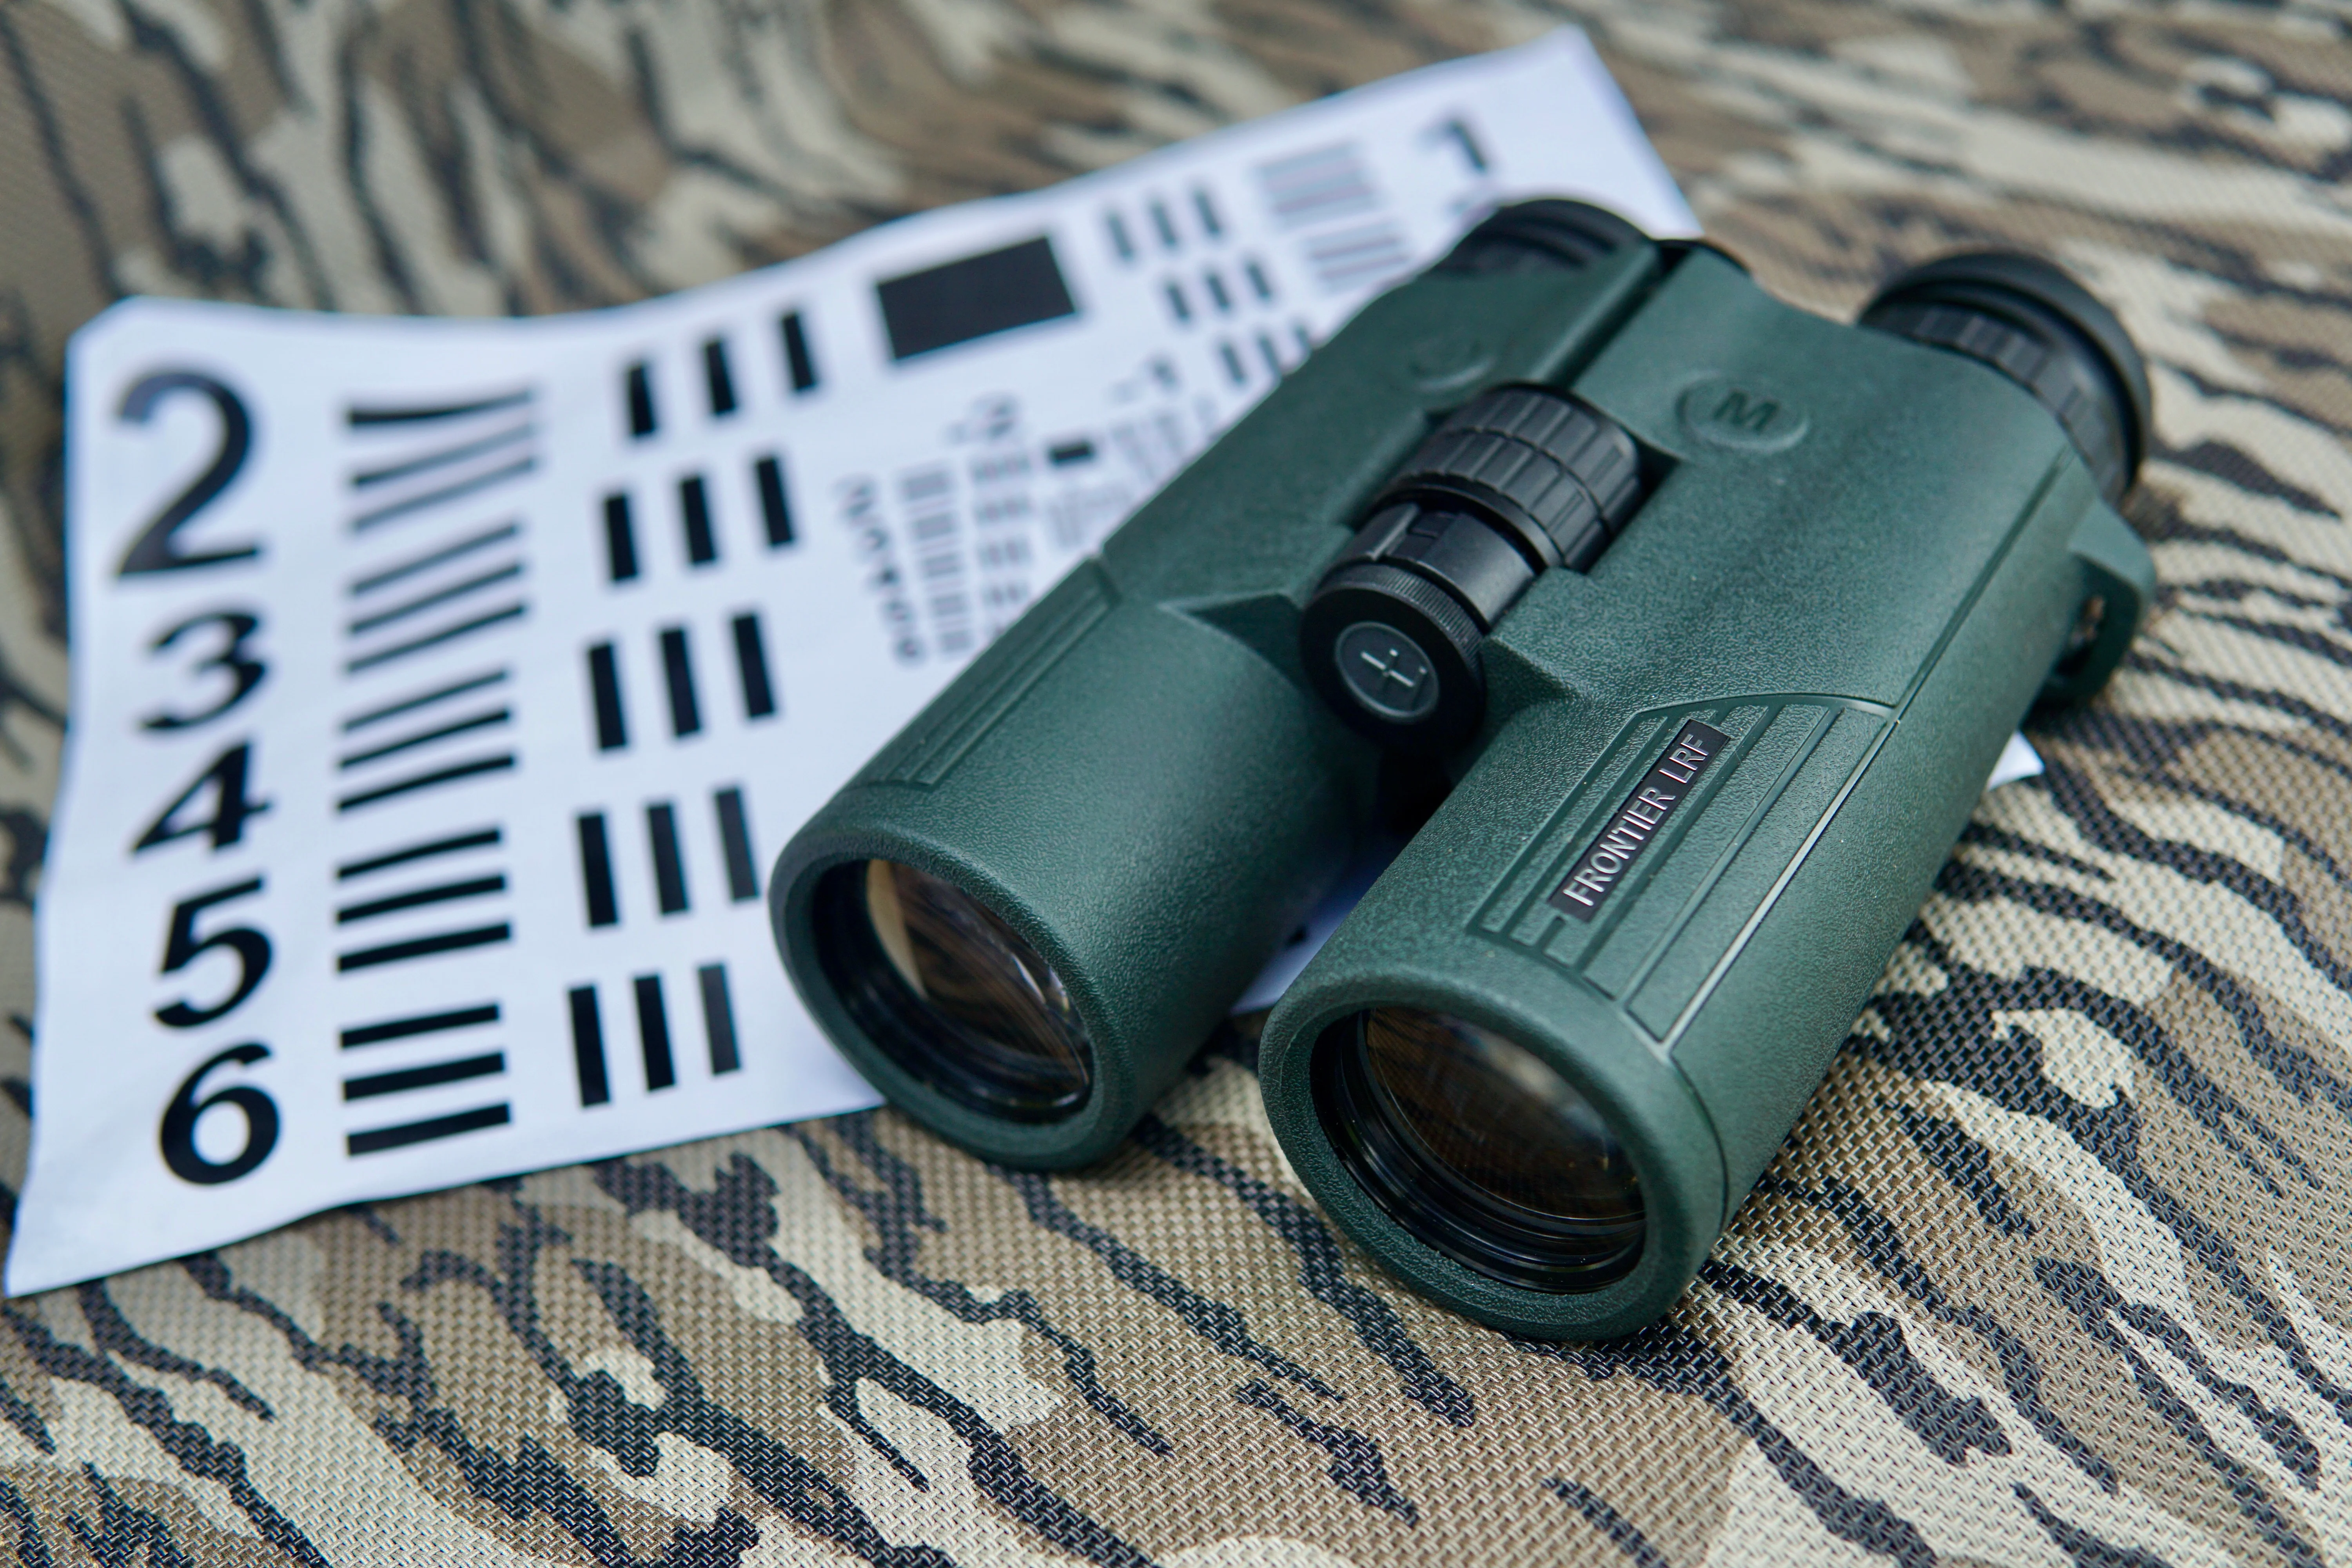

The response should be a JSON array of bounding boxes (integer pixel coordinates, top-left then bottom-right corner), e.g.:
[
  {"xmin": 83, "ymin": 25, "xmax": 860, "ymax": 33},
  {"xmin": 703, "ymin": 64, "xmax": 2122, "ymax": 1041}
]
[{"xmin": 1386, "ymin": 387, "xmax": 1642, "ymax": 571}]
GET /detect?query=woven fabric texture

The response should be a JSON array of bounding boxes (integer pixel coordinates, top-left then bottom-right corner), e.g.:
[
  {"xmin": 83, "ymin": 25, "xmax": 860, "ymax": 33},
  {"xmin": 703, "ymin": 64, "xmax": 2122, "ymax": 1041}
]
[{"xmin": 0, "ymin": 1, "xmax": 2349, "ymax": 1563}]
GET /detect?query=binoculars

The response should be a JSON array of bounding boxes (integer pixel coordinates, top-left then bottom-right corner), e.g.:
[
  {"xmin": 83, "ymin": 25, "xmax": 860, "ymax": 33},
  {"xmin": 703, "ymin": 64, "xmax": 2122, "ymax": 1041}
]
[{"xmin": 771, "ymin": 200, "xmax": 2154, "ymax": 1339}]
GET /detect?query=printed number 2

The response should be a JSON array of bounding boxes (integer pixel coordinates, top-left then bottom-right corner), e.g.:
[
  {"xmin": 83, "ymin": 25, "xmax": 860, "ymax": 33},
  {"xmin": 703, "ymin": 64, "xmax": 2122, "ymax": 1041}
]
[
  {"xmin": 116, "ymin": 371, "xmax": 258, "ymax": 577},
  {"xmin": 159, "ymin": 1044, "xmax": 278, "ymax": 1184},
  {"xmin": 154, "ymin": 877, "xmax": 270, "ymax": 1028}
]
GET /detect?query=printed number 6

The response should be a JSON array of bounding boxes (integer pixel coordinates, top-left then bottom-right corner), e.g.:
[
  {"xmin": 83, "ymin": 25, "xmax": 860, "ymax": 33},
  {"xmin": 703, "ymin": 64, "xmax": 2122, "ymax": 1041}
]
[
  {"xmin": 159, "ymin": 1043, "xmax": 279, "ymax": 1185},
  {"xmin": 155, "ymin": 878, "xmax": 271, "ymax": 1027},
  {"xmin": 116, "ymin": 371, "xmax": 258, "ymax": 577}
]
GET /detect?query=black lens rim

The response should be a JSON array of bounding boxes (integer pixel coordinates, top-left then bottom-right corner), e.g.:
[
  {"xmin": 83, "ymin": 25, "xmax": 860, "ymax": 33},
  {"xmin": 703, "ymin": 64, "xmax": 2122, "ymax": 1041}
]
[
  {"xmin": 1311, "ymin": 1009, "xmax": 1644, "ymax": 1293},
  {"xmin": 813, "ymin": 860, "xmax": 1094, "ymax": 1123}
]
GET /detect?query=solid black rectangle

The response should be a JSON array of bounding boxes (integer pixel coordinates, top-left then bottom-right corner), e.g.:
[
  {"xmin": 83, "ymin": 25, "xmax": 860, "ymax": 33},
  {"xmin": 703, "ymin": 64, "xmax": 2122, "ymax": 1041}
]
[
  {"xmin": 342, "ymin": 1002, "xmax": 499, "ymax": 1048},
  {"xmin": 338, "ymin": 875, "xmax": 505, "ymax": 924},
  {"xmin": 731, "ymin": 613, "xmax": 776, "ymax": 719},
  {"xmin": 659, "ymin": 627, "xmax": 701, "ymax": 737},
  {"xmin": 569, "ymin": 985, "xmax": 610, "ymax": 1106},
  {"xmin": 1047, "ymin": 439, "xmax": 1096, "ymax": 467},
  {"xmin": 577, "ymin": 812, "xmax": 618, "ymax": 928},
  {"xmin": 713, "ymin": 787, "xmax": 757, "ymax": 902},
  {"xmin": 680, "ymin": 475, "xmax": 717, "ymax": 565},
  {"xmin": 338, "ymin": 827, "xmax": 501, "ymax": 881},
  {"xmin": 1548, "ymin": 720, "xmax": 1732, "ymax": 923},
  {"xmin": 344, "ymin": 1052, "xmax": 505, "ymax": 1101},
  {"xmin": 604, "ymin": 493, "xmax": 638, "ymax": 582},
  {"xmin": 633, "ymin": 974, "xmax": 676, "ymax": 1091},
  {"xmin": 781, "ymin": 312, "xmax": 818, "ymax": 392},
  {"xmin": 698, "ymin": 963, "xmax": 740, "ymax": 1074},
  {"xmin": 347, "ymin": 1102, "xmax": 510, "ymax": 1156},
  {"xmin": 626, "ymin": 361, "xmax": 656, "ymax": 437},
  {"xmin": 755, "ymin": 454, "xmax": 793, "ymax": 547},
  {"xmin": 702, "ymin": 337, "xmax": 737, "ymax": 416},
  {"xmin": 588, "ymin": 642, "xmax": 627, "ymax": 751},
  {"xmin": 338, "ymin": 923, "xmax": 511, "ymax": 971},
  {"xmin": 647, "ymin": 802, "xmax": 688, "ymax": 914},
  {"xmin": 336, "ymin": 754, "xmax": 515, "ymax": 812},
  {"xmin": 876, "ymin": 236, "xmax": 1077, "ymax": 360}
]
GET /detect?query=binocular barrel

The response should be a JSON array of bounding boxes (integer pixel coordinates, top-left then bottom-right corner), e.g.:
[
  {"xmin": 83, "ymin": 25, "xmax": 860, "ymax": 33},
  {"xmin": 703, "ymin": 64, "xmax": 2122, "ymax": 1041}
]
[{"xmin": 773, "ymin": 202, "xmax": 2155, "ymax": 1334}]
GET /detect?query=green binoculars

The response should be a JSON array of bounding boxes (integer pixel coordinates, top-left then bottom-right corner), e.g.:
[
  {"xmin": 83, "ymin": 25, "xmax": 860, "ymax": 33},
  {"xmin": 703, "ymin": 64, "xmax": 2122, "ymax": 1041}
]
[{"xmin": 771, "ymin": 200, "xmax": 2155, "ymax": 1339}]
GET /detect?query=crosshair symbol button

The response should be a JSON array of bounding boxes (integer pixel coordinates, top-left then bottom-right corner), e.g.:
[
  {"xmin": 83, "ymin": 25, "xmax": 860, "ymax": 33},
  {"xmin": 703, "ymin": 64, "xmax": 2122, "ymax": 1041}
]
[{"xmin": 1336, "ymin": 621, "xmax": 1440, "ymax": 722}]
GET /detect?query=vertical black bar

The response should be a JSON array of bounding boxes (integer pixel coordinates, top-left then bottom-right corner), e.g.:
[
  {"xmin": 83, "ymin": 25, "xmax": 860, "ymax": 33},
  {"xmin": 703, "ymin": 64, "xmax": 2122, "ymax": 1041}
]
[
  {"xmin": 781, "ymin": 311, "xmax": 819, "ymax": 393},
  {"xmin": 602, "ymin": 493, "xmax": 638, "ymax": 583},
  {"xmin": 587, "ymin": 642, "xmax": 627, "ymax": 751},
  {"xmin": 1193, "ymin": 186, "xmax": 1224, "ymax": 237},
  {"xmin": 625, "ymin": 362, "xmax": 657, "ymax": 438},
  {"xmin": 1106, "ymin": 211, "xmax": 1134, "ymax": 262},
  {"xmin": 679, "ymin": 475, "xmax": 717, "ymax": 566},
  {"xmin": 702, "ymin": 338, "xmax": 737, "ymax": 416},
  {"xmin": 569, "ymin": 985, "xmax": 611, "ymax": 1106},
  {"xmin": 754, "ymin": 454, "xmax": 794, "ymax": 548},
  {"xmin": 698, "ymin": 963, "xmax": 740, "ymax": 1074},
  {"xmin": 647, "ymin": 802, "xmax": 689, "ymax": 914},
  {"xmin": 731, "ymin": 613, "xmax": 776, "ymax": 719},
  {"xmin": 633, "ymin": 974, "xmax": 676, "ymax": 1091},
  {"xmin": 1150, "ymin": 199, "xmax": 1178, "ymax": 250},
  {"xmin": 576, "ymin": 812, "xmax": 618, "ymax": 928},
  {"xmin": 659, "ymin": 627, "xmax": 701, "ymax": 736},
  {"xmin": 713, "ymin": 787, "xmax": 757, "ymax": 901}
]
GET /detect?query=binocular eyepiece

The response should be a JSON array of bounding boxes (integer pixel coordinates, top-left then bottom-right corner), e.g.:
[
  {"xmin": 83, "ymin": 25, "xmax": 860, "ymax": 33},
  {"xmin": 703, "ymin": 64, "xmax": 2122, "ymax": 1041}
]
[{"xmin": 774, "ymin": 200, "xmax": 2154, "ymax": 1336}]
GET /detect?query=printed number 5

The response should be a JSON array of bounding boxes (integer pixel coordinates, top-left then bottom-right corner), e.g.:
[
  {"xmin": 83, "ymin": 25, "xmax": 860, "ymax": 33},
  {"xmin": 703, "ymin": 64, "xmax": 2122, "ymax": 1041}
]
[
  {"xmin": 159, "ymin": 1044, "xmax": 278, "ymax": 1184},
  {"xmin": 116, "ymin": 371, "xmax": 258, "ymax": 577},
  {"xmin": 155, "ymin": 878, "xmax": 271, "ymax": 1027}
]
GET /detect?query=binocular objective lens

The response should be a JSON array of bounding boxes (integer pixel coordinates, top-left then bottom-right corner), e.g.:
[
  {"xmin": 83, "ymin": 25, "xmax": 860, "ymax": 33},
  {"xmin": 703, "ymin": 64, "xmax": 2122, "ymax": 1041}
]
[
  {"xmin": 817, "ymin": 860, "xmax": 1093, "ymax": 1122},
  {"xmin": 1317, "ymin": 1006, "xmax": 1643, "ymax": 1291}
]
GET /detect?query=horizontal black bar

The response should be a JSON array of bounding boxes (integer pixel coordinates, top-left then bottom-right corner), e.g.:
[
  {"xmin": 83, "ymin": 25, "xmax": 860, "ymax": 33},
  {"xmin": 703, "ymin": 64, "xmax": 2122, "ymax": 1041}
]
[
  {"xmin": 345, "ymin": 602, "xmax": 526, "ymax": 674},
  {"xmin": 351, "ymin": 457, "xmax": 538, "ymax": 532},
  {"xmin": 348, "ymin": 388, "xmax": 531, "ymax": 426},
  {"xmin": 337, "ymin": 874, "xmax": 506, "ymax": 924},
  {"xmin": 337, "ymin": 753, "xmax": 515, "ymax": 812},
  {"xmin": 351, "ymin": 421, "xmax": 535, "ymax": 489},
  {"xmin": 343, "ymin": 1052, "xmax": 505, "ymax": 1100},
  {"xmin": 338, "ymin": 826, "xmax": 501, "ymax": 880},
  {"xmin": 341, "ymin": 669, "xmax": 507, "ymax": 733},
  {"xmin": 348, "ymin": 562, "xmax": 523, "ymax": 637},
  {"xmin": 347, "ymin": 1102, "xmax": 510, "ymax": 1155},
  {"xmin": 337, "ymin": 923, "xmax": 510, "ymax": 971},
  {"xmin": 349, "ymin": 522, "xmax": 519, "ymax": 597},
  {"xmin": 341, "ymin": 1002, "xmax": 499, "ymax": 1048},
  {"xmin": 339, "ymin": 707, "xmax": 510, "ymax": 770}
]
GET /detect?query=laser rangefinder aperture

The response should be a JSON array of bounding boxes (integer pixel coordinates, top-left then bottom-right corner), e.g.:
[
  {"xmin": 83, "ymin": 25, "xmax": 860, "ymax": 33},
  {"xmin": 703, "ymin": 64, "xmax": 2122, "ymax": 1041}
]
[{"xmin": 773, "ymin": 199, "xmax": 2154, "ymax": 1339}]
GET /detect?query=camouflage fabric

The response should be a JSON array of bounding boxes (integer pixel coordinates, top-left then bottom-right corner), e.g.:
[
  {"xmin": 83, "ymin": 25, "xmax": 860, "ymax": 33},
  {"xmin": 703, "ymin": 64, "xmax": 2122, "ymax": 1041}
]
[{"xmin": 1, "ymin": 0, "xmax": 2350, "ymax": 1562}]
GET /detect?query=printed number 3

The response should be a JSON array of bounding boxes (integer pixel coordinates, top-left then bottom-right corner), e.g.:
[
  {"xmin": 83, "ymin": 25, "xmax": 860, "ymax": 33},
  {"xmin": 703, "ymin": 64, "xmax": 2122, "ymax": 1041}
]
[
  {"xmin": 116, "ymin": 371, "xmax": 258, "ymax": 577},
  {"xmin": 142, "ymin": 610, "xmax": 266, "ymax": 731},
  {"xmin": 154, "ymin": 878, "xmax": 271, "ymax": 1028},
  {"xmin": 159, "ymin": 1044, "xmax": 278, "ymax": 1184}
]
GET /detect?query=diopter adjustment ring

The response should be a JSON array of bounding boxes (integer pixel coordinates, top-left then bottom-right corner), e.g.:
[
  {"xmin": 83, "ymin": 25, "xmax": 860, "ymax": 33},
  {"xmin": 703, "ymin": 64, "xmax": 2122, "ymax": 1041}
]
[
  {"xmin": 1303, "ymin": 386, "xmax": 1646, "ymax": 752},
  {"xmin": 1390, "ymin": 387, "xmax": 1643, "ymax": 571},
  {"xmin": 1435, "ymin": 198, "xmax": 1648, "ymax": 276}
]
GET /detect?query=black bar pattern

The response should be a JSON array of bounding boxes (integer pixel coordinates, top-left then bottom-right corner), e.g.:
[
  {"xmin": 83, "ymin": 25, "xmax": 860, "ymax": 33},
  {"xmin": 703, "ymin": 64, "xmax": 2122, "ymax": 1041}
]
[
  {"xmin": 604, "ymin": 493, "xmax": 638, "ymax": 582},
  {"xmin": 660, "ymin": 627, "xmax": 701, "ymax": 737},
  {"xmin": 680, "ymin": 475, "xmax": 717, "ymax": 565},
  {"xmin": 634, "ymin": 974, "xmax": 676, "ymax": 1091},
  {"xmin": 703, "ymin": 338, "xmax": 737, "ymax": 416},
  {"xmin": 647, "ymin": 802, "xmax": 688, "ymax": 914},
  {"xmin": 338, "ymin": 923, "xmax": 511, "ymax": 972},
  {"xmin": 781, "ymin": 311, "xmax": 818, "ymax": 392},
  {"xmin": 588, "ymin": 642, "xmax": 627, "ymax": 750},
  {"xmin": 342, "ymin": 1003, "xmax": 499, "ymax": 1048},
  {"xmin": 344, "ymin": 1053, "xmax": 504, "ymax": 1100},
  {"xmin": 570, "ymin": 985, "xmax": 611, "ymax": 1106},
  {"xmin": 731, "ymin": 613, "xmax": 775, "ymax": 719},
  {"xmin": 755, "ymin": 454, "xmax": 793, "ymax": 547},
  {"xmin": 338, "ymin": 827, "xmax": 501, "ymax": 880},
  {"xmin": 348, "ymin": 1103, "xmax": 510, "ymax": 1156},
  {"xmin": 626, "ymin": 361, "xmax": 656, "ymax": 437},
  {"xmin": 699, "ymin": 963, "xmax": 740, "ymax": 1075},
  {"xmin": 577, "ymin": 812, "xmax": 618, "ymax": 928},
  {"xmin": 714, "ymin": 787, "xmax": 757, "ymax": 902},
  {"xmin": 338, "ymin": 754, "xmax": 515, "ymax": 812}
]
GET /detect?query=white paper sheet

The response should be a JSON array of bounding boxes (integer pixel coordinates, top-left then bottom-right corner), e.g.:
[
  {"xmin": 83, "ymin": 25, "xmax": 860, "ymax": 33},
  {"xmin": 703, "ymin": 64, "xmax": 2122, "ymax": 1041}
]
[{"xmin": 16, "ymin": 29, "xmax": 1697, "ymax": 1292}]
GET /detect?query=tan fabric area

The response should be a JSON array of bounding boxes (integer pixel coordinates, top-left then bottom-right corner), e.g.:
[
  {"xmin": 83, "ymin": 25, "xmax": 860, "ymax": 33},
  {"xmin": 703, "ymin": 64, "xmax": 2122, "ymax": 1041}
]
[{"xmin": 1, "ymin": 1, "xmax": 2350, "ymax": 1561}]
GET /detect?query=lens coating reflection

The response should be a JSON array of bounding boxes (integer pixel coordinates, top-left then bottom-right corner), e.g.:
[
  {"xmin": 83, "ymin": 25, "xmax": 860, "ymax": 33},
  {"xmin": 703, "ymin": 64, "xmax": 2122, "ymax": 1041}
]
[
  {"xmin": 1318, "ymin": 1006, "xmax": 1643, "ymax": 1291},
  {"xmin": 816, "ymin": 860, "xmax": 1092, "ymax": 1122}
]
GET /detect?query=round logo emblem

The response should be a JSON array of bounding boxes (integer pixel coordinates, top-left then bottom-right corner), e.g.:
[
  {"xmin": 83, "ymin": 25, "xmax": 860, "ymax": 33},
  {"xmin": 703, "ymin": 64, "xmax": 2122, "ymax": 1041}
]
[
  {"xmin": 1336, "ymin": 622, "xmax": 1439, "ymax": 722},
  {"xmin": 1407, "ymin": 334, "xmax": 1493, "ymax": 392},
  {"xmin": 1677, "ymin": 376, "xmax": 1809, "ymax": 452}
]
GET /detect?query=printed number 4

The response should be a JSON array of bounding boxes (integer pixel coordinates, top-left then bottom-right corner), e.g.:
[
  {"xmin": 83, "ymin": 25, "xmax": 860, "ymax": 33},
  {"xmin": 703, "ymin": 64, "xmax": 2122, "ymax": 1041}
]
[
  {"xmin": 154, "ymin": 877, "xmax": 271, "ymax": 1028},
  {"xmin": 133, "ymin": 740, "xmax": 270, "ymax": 855}
]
